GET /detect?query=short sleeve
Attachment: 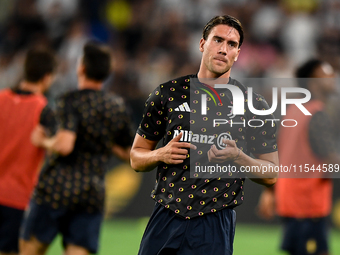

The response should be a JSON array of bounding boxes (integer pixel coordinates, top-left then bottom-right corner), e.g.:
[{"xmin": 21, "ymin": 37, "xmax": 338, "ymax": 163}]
[
  {"xmin": 39, "ymin": 105, "xmax": 57, "ymax": 136},
  {"xmin": 246, "ymin": 94, "xmax": 278, "ymax": 154},
  {"xmin": 137, "ymin": 86, "xmax": 166, "ymax": 141},
  {"xmin": 56, "ymin": 95, "xmax": 79, "ymax": 132},
  {"xmin": 309, "ymin": 111, "xmax": 337, "ymax": 158}
]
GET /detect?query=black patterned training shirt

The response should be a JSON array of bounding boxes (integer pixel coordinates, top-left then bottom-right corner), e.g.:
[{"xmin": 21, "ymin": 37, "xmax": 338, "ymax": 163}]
[
  {"xmin": 137, "ymin": 74, "xmax": 277, "ymax": 219},
  {"xmin": 34, "ymin": 89, "xmax": 133, "ymax": 213}
]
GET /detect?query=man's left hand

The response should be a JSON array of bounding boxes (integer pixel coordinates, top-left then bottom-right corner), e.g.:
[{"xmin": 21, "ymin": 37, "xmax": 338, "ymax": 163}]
[{"xmin": 207, "ymin": 139, "xmax": 239, "ymax": 163}]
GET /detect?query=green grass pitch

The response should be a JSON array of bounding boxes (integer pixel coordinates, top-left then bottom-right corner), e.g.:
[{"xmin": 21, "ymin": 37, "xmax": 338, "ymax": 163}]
[{"xmin": 46, "ymin": 219, "xmax": 340, "ymax": 255}]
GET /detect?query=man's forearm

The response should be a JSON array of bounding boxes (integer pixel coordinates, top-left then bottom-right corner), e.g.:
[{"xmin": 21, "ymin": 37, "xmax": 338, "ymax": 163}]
[
  {"xmin": 112, "ymin": 145, "xmax": 131, "ymax": 163},
  {"xmin": 41, "ymin": 137, "xmax": 56, "ymax": 151},
  {"xmin": 40, "ymin": 130, "xmax": 75, "ymax": 156},
  {"xmin": 130, "ymin": 147, "xmax": 163, "ymax": 172},
  {"xmin": 234, "ymin": 151, "xmax": 278, "ymax": 187},
  {"xmin": 130, "ymin": 132, "xmax": 193, "ymax": 172}
]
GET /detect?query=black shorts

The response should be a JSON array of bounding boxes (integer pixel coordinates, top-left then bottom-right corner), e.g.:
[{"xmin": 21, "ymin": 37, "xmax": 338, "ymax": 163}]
[
  {"xmin": 281, "ymin": 217, "xmax": 329, "ymax": 255},
  {"xmin": 20, "ymin": 200, "xmax": 103, "ymax": 254},
  {"xmin": 0, "ymin": 204, "xmax": 24, "ymax": 253},
  {"xmin": 138, "ymin": 203, "xmax": 236, "ymax": 255}
]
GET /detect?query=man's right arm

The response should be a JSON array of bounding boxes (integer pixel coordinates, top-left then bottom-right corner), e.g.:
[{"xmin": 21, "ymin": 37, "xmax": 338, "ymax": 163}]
[
  {"xmin": 31, "ymin": 96, "xmax": 78, "ymax": 156},
  {"xmin": 257, "ymin": 186, "xmax": 275, "ymax": 220},
  {"xmin": 130, "ymin": 132, "xmax": 195, "ymax": 172},
  {"xmin": 31, "ymin": 125, "xmax": 76, "ymax": 156}
]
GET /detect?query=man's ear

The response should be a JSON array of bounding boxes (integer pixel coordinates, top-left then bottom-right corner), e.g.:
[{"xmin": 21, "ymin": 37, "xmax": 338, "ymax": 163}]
[
  {"xmin": 199, "ymin": 38, "xmax": 205, "ymax": 53},
  {"xmin": 41, "ymin": 74, "xmax": 54, "ymax": 91},
  {"xmin": 234, "ymin": 48, "xmax": 241, "ymax": 61},
  {"xmin": 77, "ymin": 63, "xmax": 85, "ymax": 77}
]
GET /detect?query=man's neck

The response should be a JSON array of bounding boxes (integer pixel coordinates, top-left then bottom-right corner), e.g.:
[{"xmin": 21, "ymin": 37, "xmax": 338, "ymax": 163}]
[
  {"xmin": 19, "ymin": 81, "xmax": 44, "ymax": 94},
  {"xmin": 197, "ymin": 68, "xmax": 231, "ymax": 87},
  {"xmin": 311, "ymin": 94, "xmax": 327, "ymax": 104},
  {"xmin": 310, "ymin": 87, "xmax": 328, "ymax": 104},
  {"xmin": 78, "ymin": 79, "xmax": 102, "ymax": 90}
]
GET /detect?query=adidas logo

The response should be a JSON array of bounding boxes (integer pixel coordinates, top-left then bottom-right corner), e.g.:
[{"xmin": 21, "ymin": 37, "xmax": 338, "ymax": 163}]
[{"xmin": 174, "ymin": 102, "xmax": 190, "ymax": 112}]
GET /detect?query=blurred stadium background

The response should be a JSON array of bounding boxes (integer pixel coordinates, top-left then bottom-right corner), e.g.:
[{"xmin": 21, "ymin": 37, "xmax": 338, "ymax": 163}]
[{"xmin": 0, "ymin": 0, "xmax": 340, "ymax": 254}]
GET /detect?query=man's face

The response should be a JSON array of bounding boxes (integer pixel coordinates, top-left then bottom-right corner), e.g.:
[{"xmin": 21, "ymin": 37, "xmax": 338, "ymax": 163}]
[{"xmin": 199, "ymin": 24, "xmax": 241, "ymax": 77}]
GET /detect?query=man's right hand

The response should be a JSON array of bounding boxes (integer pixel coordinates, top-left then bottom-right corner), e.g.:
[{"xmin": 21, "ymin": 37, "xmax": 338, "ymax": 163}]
[
  {"xmin": 31, "ymin": 125, "xmax": 47, "ymax": 147},
  {"xmin": 257, "ymin": 188, "xmax": 276, "ymax": 220},
  {"xmin": 159, "ymin": 132, "xmax": 197, "ymax": 165}
]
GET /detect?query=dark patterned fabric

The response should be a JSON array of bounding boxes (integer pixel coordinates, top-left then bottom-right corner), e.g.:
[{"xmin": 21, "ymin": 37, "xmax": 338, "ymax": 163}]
[
  {"xmin": 309, "ymin": 111, "xmax": 337, "ymax": 158},
  {"xmin": 39, "ymin": 105, "xmax": 57, "ymax": 136},
  {"xmin": 34, "ymin": 89, "xmax": 133, "ymax": 213},
  {"xmin": 137, "ymin": 74, "xmax": 277, "ymax": 219}
]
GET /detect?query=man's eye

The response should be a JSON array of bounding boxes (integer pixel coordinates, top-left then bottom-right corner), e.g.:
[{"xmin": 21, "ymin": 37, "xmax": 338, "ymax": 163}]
[{"xmin": 215, "ymin": 39, "xmax": 222, "ymax": 43}]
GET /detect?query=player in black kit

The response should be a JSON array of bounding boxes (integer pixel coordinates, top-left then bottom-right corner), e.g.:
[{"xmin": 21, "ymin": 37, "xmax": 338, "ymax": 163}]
[
  {"xmin": 20, "ymin": 42, "xmax": 133, "ymax": 255},
  {"xmin": 130, "ymin": 15, "xmax": 278, "ymax": 255}
]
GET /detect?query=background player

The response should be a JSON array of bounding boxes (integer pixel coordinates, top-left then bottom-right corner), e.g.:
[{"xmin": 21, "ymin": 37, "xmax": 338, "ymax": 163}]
[
  {"xmin": 0, "ymin": 48, "xmax": 56, "ymax": 255},
  {"xmin": 20, "ymin": 42, "xmax": 133, "ymax": 255},
  {"xmin": 258, "ymin": 59, "xmax": 340, "ymax": 255}
]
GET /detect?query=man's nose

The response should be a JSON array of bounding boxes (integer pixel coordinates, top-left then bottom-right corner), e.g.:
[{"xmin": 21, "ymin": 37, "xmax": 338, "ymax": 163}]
[{"xmin": 218, "ymin": 42, "xmax": 227, "ymax": 55}]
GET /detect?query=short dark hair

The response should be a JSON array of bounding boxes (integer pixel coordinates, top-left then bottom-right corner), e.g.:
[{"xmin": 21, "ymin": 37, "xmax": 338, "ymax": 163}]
[
  {"xmin": 24, "ymin": 48, "xmax": 56, "ymax": 83},
  {"xmin": 295, "ymin": 59, "xmax": 322, "ymax": 78},
  {"xmin": 82, "ymin": 42, "xmax": 111, "ymax": 82},
  {"xmin": 295, "ymin": 59, "xmax": 323, "ymax": 88},
  {"xmin": 202, "ymin": 15, "xmax": 244, "ymax": 48}
]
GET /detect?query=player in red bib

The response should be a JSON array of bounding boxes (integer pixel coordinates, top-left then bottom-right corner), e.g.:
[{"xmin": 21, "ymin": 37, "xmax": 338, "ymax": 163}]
[{"xmin": 0, "ymin": 48, "xmax": 56, "ymax": 255}]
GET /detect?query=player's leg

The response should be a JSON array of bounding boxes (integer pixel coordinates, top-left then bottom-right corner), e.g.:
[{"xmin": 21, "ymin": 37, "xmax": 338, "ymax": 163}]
[
  {"xmin": 64, "ymin": 244, "xmax": 89, "ymax": 255},
  {"xmin": 280, "ymin": 217, "xmax": 298, "ymax": 255},
  {"xmin": 19, "ymin": 236, "xmax": 49, "ymax": 255},
  {"xmin": 138, "ymin": 203, "xmax": 187, "ymax": 255},
  {"xmin": 0, "ymin": 204, "xmax": 25, "ymax": 255},
  {"xmin": 60, "ymin": 208, "xmax": 103, "ymax": 255},
  {"xmin": 311, "ymin": 217, "xmax": 329, "ymax": 255},
  {"xmin": 296, "ymin": 218, "xmax": 329, "ymax": 255},
  {"xmin": 178, "ymin": 208, "xmax": 236, "ymax": 255},
  {"xmin": 19, "ymin": 200, "xmax": 62, "ymax": 255}
]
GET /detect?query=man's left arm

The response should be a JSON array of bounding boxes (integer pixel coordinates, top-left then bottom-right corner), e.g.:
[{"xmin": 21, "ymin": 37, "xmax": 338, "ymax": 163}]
[
  {"xmin": 208, "ymin": 94, "xmax": 278, "ymax": 187},
  {"xmin": 207, "ymin": 139, "xmax": 278, "ymax": 187}
]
